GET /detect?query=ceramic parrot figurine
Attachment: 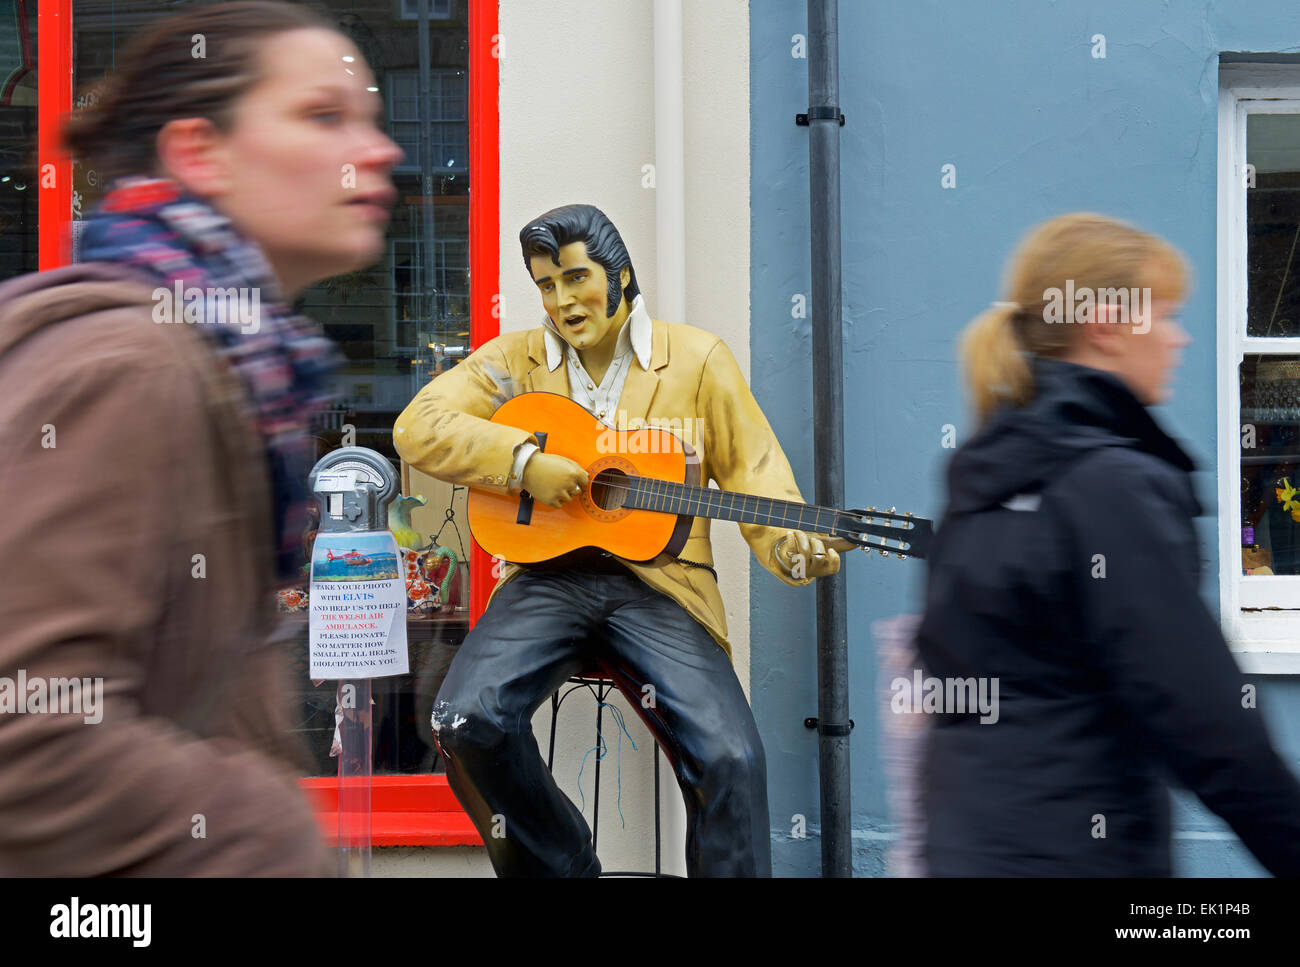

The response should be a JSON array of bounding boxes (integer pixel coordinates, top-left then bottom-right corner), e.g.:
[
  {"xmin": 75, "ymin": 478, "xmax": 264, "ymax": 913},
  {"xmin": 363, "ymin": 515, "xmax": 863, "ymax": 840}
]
[{"xmin": 389, "ymin": 493, "xmax": 429, "ymax": 549}]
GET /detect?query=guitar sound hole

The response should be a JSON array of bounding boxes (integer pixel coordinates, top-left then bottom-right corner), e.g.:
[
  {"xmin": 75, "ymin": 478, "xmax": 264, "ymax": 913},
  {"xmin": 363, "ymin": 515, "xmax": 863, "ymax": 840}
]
[{"xmin": 590, "ymin": 469, "xmax": 631, "ymax": 511}]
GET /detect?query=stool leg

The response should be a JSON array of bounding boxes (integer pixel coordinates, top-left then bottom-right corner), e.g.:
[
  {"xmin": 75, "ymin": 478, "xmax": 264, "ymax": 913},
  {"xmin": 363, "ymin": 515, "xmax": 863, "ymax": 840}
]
[
  {"xmin": 592, "ymin": 682, "xmax": 604, "ymax": 855},
  {"xmin": 547, "ymin": 691, "xmax": 559, "ymax": 772},
  {"xmin": 654, "ymin": 745, "xmax": 662, "ymax": 877}
]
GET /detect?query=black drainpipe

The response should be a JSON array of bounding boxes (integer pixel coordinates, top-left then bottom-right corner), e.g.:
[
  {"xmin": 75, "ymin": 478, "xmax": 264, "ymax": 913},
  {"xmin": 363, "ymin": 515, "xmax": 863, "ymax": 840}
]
[{"xmin": 803, "ymin": 0, "xmax": 851, "ymax": 877}]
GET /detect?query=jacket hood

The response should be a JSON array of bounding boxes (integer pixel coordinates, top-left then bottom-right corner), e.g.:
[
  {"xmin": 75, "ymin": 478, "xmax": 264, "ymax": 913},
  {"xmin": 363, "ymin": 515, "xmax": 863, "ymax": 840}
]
[
  {"xmin": 0, "ymin": 262, "xmax": 160, "ymax": 359},
  {"xmin": 945, "ymin": 356, "xmax": 1196, "ymax": 516}
]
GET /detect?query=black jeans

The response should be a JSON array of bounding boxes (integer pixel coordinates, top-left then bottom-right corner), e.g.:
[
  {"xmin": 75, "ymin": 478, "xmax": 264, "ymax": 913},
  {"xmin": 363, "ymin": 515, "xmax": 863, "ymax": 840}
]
[{"xmin": 430, "ymin": 566, "xmax": 771, "ymax": 876}]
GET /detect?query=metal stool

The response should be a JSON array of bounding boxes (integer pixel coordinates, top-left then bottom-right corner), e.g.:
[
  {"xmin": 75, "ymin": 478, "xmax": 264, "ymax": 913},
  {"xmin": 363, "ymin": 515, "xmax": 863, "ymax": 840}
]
[{"xmin": 545, "ymin": 668, "xmax": 679, "ymax": 877}]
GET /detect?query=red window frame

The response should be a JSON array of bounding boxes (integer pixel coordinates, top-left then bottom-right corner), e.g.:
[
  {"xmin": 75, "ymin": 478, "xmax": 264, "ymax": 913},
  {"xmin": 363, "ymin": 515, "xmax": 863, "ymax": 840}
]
[
  {"xmin": 37, "ymin": 0, "xmax": 499, "ymax": 846},
  {"xmin": 37, "ymin": 0, "xmax": 72, "ymax": 270}
]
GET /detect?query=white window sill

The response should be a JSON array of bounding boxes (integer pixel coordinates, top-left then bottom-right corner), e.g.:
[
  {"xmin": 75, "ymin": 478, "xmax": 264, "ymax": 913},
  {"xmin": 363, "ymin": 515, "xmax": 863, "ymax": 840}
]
[{"xmin": 1229, "ymin": 648, "xmax": 1300, "ymax": 674}]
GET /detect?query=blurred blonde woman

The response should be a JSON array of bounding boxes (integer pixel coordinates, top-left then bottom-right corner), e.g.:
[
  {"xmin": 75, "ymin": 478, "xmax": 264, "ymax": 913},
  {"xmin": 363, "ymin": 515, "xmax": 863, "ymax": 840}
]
[
  {"xmin": 0, "ymin": 1, "xmax": 401, "ymax": 875},
  {"xmin": 916, "ymin": 213, "xmax": 1300, "ymax": 876}
]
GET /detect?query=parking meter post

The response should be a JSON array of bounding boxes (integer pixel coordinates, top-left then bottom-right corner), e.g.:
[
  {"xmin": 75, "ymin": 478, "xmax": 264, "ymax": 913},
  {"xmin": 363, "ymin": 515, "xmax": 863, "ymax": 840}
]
[
  {"xmin": 338, "ymin": 677, "xmax": 372, "ymax": 878},
  {"xmin": 307, "ymin": 449, "xmax": 403, "ymax": 879}
]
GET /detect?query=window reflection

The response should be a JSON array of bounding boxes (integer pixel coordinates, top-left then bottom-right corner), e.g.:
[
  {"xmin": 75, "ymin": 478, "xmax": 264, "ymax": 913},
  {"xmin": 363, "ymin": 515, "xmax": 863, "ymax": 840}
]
[
  {"xmin": 1247, "ymin": 114, "xmax": 1300, "ymax": 337},
  {"xmin": 0, "ymin": 0, "xmax": 36, "ymax": 282},
  {"xmin": 1241, "ymin": 355, "xmax": 1300, "ymax": 575},
  {"xmin": 1243, "ymin": 113, "xmax": 1300, "ymax": 579},
  {"xmin": 62, "ymin": 0, "xmax": 474, "ymax": 775}
]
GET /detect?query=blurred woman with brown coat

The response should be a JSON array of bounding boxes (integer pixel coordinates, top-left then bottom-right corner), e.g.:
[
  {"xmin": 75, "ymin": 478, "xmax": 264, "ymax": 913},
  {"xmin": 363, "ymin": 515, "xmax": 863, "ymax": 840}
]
[{"xmin": 0, "ymin": 1, "xmax": 402, "ymax": 875}]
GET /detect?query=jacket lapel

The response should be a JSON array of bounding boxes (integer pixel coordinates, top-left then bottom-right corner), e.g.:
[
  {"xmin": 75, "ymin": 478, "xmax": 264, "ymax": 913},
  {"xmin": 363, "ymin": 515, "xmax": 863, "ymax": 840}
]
[
  {"xmin": 614, "ymin": 317, "xmax": 669, "ymax": 423},
  {"xmin": 524, "ymin": 327, "xmax": 570, "ymax": 396}
]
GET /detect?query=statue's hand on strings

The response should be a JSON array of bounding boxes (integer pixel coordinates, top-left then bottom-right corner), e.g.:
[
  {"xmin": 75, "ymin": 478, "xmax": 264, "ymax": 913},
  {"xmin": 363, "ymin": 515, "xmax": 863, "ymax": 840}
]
[{"xmin": 521, "ymin": 452, "xmax": 589, "ymax": 508}]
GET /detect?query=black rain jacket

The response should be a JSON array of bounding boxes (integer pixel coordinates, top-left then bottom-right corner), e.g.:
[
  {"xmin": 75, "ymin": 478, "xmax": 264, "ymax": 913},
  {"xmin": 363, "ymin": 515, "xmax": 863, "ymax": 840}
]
[{"xmin": 917, "ymin": 356, "xmax": 1300, "ymax": 876}]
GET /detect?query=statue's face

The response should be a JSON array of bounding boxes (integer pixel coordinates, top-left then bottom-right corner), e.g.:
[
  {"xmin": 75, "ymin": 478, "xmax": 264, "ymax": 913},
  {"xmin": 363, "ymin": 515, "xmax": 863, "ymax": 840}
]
[{"xmin": 529, "ymin": 241, "xmax": 630, "ymax": 354}]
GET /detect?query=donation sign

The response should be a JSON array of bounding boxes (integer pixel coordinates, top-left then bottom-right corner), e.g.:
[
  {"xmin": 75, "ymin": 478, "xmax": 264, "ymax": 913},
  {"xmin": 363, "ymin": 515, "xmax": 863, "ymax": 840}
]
[{"xmin": 308, "ymin": 530, "xmax": 409, "ymax": 679}]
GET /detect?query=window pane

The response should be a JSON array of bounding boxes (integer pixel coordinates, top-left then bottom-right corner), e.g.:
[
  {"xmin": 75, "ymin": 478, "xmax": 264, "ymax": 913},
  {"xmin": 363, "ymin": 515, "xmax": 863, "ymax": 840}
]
[
  {"xmin": 1240, "ymin": 354, "xmax": 1300, "ymax": 575},
  {"xmin": 0, "ymin": 0, "xmax": 36, "ymax": 283},
  {"xmin": 290, "ymin": 9, "xmax": 472, "ymax": 776},
  {"xmin": 1246, "ymin": 114, "xmax": 1300, "ymax": 337},
  {"xmin": 390, "ymin": 68, "xmax": 468, "ymax": 173}
]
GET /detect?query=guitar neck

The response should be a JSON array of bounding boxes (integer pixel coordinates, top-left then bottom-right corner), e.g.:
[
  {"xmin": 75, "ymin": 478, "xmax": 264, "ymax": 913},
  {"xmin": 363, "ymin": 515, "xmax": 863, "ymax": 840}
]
[
  {"xmin": 623, "ymin": 476, "xmax": 836, "ymax": 532},
  {"xmin": 616, "ymin": 475, "xmax": 922, "ymax": 556}
]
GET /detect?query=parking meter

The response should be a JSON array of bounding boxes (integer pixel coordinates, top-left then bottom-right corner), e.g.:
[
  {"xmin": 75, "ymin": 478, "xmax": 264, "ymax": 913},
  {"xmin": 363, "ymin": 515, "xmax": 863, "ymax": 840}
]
[
  {"xmin": 310, "ymin": 447, "xmax": 399, "ymax": 537},
  {"xmin": 307, "ymin": 447, "xmax": 408, "ymax": 878}
]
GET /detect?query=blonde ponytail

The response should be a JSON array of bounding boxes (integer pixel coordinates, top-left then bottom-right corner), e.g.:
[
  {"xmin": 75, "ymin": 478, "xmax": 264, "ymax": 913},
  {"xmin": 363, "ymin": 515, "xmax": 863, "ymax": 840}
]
[{"xmin": 960, "ymin": 304, "xmax": 1032, "ymax": 426}]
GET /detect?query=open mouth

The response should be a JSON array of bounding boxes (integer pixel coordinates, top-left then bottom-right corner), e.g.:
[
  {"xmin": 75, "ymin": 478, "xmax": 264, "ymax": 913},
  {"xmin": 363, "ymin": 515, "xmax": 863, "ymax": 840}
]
[{"xmin": 563, "ymin": 314, "xmax": 585, "ymax": 328}]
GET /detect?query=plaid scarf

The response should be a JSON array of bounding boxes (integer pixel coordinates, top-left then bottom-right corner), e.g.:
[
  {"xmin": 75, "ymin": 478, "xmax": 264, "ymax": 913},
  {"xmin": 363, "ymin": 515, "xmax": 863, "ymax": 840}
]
[{"xmin": 79, "ymin": 176, "xmax": 343, "ymax": 583}]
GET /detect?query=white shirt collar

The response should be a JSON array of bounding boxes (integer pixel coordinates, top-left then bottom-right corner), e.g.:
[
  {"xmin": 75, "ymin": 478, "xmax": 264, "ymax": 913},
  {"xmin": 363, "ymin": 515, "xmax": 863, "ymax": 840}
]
[{"xmin": 541, "ymin": 294, "xmax": 652, "ymax": 372}]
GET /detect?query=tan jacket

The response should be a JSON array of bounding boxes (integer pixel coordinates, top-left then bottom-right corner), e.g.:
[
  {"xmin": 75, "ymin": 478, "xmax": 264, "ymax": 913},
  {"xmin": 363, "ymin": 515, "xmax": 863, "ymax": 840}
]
[
  {"xmin": 393, "ymin": 318, "xmax": 813, "ymax": 658},
  {"xmin": 0, "ymin": 263, "xmax": 330, "ymax": 876}
]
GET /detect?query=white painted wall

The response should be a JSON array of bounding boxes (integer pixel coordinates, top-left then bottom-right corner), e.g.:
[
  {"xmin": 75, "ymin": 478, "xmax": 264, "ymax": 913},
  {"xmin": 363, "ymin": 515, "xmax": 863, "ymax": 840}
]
[
  {"xmin": 384, "ymin": 0, "xmax": 751, "ymax": 877},
  {"xmin": 682, "ymin": 0, "xmax": 753, "ymax": 697}
]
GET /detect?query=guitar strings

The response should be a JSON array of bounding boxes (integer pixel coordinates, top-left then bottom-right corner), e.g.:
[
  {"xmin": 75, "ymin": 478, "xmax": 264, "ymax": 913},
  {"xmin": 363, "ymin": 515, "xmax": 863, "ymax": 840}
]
[
  {"xmin": 591, "ymin": 475, "xmax": 902, "ymax": 522},
  {"xmin": 585, "ymin": 475, "xmax": 913, "ymax": 551}
]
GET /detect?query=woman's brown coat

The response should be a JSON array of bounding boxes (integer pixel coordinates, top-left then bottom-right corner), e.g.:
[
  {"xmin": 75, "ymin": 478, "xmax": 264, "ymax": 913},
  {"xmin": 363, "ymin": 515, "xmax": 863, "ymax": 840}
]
[{"xmin": 0, "ymin": 263, "xmax": 329, "ymax": 876}]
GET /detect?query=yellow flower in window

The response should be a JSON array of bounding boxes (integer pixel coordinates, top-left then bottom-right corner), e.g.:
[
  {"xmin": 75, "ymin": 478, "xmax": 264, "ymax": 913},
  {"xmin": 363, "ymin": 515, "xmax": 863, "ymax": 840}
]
[{"xmin": 1276, "ymin": 477, "xmax": 1300, "ymax": 522}]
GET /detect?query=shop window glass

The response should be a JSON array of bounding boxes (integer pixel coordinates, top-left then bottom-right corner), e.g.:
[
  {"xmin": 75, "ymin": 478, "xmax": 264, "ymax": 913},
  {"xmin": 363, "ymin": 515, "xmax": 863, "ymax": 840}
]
[{"xmin": 64, "ymin": 0, "xmax": 473, "ymax": 774}]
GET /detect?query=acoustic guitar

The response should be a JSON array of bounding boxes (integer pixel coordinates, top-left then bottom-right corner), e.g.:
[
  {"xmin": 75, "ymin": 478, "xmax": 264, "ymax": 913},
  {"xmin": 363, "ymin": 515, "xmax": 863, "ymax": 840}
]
[{"xmin": 466, "ymin": 392, "xmax": 932, "ymax": 566}]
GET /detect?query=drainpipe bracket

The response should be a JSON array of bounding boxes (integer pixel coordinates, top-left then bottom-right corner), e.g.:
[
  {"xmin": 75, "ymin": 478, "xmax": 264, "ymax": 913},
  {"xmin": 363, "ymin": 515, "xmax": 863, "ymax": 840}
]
[
  {"xmin": 796, "ymin": 107, "xmax": 845, "ymax": 126},
  {"xmin": 804, "ymin": 717, "xmax": 854, "ymax": 735}
]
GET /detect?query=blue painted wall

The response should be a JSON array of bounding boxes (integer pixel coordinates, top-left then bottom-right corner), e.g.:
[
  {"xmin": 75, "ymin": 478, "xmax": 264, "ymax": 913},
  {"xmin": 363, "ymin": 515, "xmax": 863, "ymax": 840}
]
[{"xmin": 749, "ymin": 0, "xmax": 1300, "ymax": 876}]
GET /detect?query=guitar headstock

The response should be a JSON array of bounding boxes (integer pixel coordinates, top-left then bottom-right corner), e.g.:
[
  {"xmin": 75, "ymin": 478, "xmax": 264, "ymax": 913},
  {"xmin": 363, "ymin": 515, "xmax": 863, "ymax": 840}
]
[{"xmin": 836, "ymin": 507, "xmax": 933, "ymax": 560}]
